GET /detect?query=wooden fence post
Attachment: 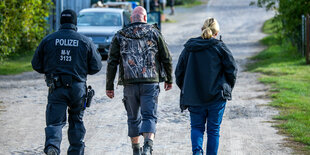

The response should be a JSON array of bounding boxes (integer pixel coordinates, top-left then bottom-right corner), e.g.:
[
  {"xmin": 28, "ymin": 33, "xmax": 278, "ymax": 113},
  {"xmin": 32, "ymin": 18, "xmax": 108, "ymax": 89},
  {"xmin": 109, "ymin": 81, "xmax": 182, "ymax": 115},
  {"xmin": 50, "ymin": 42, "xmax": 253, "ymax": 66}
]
[
  {"xmin": 302, "ymin": 15, "xmax": 305, "ymax": 57},
  {"xmin": 306, "ymin": 14, "xmax": 310, "ymax": 64}
]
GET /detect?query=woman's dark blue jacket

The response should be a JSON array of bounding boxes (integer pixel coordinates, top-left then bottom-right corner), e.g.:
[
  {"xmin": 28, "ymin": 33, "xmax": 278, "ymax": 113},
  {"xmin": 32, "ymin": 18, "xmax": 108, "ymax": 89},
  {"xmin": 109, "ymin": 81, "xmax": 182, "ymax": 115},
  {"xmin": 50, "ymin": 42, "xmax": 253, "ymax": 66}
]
[{"xmin": 175, "ymin": 36, "xmax": 238, "ymax": 110}]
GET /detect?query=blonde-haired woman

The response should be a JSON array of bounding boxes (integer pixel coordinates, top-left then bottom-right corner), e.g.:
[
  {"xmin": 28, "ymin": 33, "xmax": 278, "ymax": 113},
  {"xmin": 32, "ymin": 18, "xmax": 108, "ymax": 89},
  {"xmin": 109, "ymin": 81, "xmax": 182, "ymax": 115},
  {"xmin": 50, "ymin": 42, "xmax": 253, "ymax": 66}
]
[{"xmin": 175, "ymin": 18, "xmax": 238, "ymax": 155}]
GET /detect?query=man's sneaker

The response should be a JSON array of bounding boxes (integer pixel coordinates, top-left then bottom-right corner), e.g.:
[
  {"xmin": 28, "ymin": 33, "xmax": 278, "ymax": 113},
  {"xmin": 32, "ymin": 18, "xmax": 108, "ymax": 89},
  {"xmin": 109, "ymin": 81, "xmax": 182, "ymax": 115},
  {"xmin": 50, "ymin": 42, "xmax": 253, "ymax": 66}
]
[
  {"xmin": 47, "ymin": 147, "xmax": 58, "ymax": 155},
  {"xmin": 132, "ymin": 143, "xmax": 141, "ymax": 155},
  {"xmin": 142, "ymin": 139, "xmax": 153, "ymax": 155}
]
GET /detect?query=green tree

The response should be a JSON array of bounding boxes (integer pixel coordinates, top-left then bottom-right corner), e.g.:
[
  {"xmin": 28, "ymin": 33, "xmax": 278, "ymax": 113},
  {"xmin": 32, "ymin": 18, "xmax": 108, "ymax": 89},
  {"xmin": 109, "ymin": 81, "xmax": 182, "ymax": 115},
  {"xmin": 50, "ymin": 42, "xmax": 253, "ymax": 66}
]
[
  {"xmin": 0, "ymin": 0, "xmax": 52, "ymax": 61},
  {"xmin": 251, "ymin": 0, "xmax": 310, "ymax": 46}
]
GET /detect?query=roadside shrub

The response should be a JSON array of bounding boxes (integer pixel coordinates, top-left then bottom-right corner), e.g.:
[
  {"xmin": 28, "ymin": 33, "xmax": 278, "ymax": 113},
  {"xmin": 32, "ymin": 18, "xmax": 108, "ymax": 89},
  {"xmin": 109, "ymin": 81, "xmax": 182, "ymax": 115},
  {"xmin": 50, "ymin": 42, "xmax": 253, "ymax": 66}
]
[
  {"xmin": 0, "ymin": 0, "xmax": 52, "ymax": 61},
  {"xmin": 251, "ymin": 0, "xmax": 310, "ymax": 47}
]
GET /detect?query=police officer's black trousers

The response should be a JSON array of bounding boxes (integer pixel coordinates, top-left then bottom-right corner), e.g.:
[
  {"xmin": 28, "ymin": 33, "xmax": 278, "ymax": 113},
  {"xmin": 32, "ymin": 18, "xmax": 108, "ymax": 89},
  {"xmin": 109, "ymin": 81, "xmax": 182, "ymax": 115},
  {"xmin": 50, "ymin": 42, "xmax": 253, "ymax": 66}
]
[{"xmin": 44, "ymin": 82, "xmax": 86, "ymax": 155}]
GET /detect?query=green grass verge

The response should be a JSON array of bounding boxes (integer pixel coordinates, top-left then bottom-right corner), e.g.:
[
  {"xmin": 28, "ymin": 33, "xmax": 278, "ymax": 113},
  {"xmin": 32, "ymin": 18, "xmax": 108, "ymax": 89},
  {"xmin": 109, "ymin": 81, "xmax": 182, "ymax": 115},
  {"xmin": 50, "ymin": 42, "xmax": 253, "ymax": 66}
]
[
  {"xmin": 0, "ymin": 52, "xmax": 34, "ymax": 75},
  {"xmin": 247, "ymin": 19, "xmax": 310, "ymax": 151},
  {"xmin": 177, "ymin": 0, "xmax": 206, "ymax": 8}
]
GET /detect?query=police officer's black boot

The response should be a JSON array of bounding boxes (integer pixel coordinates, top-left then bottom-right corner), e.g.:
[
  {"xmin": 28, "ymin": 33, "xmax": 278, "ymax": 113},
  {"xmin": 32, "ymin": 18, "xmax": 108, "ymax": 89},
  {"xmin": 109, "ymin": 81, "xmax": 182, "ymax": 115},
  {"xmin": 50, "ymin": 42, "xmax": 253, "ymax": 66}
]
[
  {"xmin": 142, "ymin": 139, "xmax": 153, "ymax": 155},
  {"xmin": 132, "ymin": 143, "xmax": 141, "ymax": 155}
]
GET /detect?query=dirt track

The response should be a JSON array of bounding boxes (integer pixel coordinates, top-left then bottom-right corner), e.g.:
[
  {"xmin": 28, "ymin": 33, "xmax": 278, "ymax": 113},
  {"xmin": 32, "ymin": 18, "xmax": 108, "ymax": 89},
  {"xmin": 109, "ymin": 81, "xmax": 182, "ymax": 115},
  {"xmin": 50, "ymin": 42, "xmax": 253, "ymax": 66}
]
[{"xmin": 0, "ymin": 0, "xmax": 293, "ymax": 154}]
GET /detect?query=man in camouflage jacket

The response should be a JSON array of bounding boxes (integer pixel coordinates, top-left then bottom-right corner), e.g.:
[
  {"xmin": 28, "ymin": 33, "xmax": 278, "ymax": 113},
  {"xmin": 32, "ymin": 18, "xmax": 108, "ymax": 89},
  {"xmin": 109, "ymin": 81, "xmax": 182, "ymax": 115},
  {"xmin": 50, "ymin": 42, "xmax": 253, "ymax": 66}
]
[{"xmin": 106, "ymin": 6, "xmax": 172, "ymax": 155}]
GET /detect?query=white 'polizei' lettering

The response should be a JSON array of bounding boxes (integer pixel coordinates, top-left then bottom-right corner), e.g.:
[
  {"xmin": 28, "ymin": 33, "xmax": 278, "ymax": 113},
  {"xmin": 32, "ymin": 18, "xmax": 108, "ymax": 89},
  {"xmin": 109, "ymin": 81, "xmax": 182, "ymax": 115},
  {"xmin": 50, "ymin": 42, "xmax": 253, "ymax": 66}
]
[{"xmin": 55, "ymin": 39, "xmax": 79, "ymax": 47}]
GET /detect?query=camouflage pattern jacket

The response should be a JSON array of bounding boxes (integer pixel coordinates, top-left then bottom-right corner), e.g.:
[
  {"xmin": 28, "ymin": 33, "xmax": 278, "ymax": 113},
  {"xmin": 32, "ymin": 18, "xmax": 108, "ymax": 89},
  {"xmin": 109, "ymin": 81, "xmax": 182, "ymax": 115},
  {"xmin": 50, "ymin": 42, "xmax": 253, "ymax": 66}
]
[{"xmin": 106, "ymin": 22, "xmax": 172, "ymax": 90}]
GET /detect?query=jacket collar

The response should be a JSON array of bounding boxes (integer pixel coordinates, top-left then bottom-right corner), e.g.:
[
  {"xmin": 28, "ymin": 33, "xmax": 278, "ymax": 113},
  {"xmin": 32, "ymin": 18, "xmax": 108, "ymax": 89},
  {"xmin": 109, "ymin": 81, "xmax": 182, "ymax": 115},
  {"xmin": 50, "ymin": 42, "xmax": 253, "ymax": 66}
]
[
  {"xmin": 59, "ymin": 23, "xmax": 77, "ymax": 31},
  {"xmin": 127, "ymin": 22, "xmax": 147, "ymax": 27}
]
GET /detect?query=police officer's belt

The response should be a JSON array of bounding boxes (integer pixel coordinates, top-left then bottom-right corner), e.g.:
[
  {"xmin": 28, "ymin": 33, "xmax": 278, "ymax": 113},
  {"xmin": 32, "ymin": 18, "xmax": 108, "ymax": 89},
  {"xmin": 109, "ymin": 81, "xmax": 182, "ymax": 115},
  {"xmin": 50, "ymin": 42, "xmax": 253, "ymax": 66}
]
[{"xmin": 45, "ymin": 74, "xmax": 79, "ymax": 89}]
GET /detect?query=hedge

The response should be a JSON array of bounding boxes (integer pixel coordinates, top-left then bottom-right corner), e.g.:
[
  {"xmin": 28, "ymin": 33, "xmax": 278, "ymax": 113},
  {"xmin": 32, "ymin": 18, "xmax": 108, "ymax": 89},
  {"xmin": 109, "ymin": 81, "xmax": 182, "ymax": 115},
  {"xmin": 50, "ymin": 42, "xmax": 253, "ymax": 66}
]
[
  {"xmin": 0, "ymin": 0, "xmax": 52, "ymax": 61},
  {"xmin": 251, "ymin": 0, "xmax": 310, "ymax": 47}
]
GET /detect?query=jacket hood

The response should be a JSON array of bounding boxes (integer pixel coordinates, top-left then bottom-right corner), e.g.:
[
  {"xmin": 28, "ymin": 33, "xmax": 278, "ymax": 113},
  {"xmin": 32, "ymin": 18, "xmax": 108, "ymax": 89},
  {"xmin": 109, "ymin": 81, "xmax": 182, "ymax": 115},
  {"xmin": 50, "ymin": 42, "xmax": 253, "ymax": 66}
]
[
  {"xmin": 184, "ymin": 37, "xmax": 220, "ymax": 52},
  {"xmin": 119, "ymin": 22, "xmax": 153, "ymax": 39}
]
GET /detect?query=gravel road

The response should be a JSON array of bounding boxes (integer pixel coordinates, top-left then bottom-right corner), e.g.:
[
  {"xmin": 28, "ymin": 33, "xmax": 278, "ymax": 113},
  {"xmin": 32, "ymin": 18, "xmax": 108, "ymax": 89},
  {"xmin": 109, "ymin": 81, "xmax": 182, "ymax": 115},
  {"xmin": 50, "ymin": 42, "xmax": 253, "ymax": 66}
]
[{"xmin": 0, "ymin": 0, "xmax": 293, "ymax": 154}]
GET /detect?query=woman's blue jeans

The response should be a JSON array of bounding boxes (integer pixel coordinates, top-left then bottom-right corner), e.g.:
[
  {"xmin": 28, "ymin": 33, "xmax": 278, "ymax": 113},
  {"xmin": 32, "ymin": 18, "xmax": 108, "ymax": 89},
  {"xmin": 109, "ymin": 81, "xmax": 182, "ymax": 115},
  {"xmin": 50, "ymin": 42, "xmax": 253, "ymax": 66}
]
[{"xmin": 188, "ymin": 101, "xmax": 226, "ymax": 155}]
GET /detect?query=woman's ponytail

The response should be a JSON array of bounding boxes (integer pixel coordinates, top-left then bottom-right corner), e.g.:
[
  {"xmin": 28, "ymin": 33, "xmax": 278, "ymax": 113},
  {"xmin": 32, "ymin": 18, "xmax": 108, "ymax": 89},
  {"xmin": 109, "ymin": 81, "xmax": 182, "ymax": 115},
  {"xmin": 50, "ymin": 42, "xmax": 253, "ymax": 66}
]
[
  {"xmin": 201, "ymin": 27, "xmax": 213, "ymax": 39},
  {"xmin": 201, "ymin": 18, "xmax": 220, "ymax": 39}
]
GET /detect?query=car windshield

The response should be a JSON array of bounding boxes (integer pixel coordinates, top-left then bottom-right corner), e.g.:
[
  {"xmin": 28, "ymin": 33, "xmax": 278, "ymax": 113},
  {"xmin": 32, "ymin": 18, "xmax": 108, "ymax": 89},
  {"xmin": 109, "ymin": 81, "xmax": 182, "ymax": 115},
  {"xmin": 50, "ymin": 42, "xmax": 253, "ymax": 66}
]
[{"xmin": 77, "ymin": 12, "xmax": 122, "ymax": 26}]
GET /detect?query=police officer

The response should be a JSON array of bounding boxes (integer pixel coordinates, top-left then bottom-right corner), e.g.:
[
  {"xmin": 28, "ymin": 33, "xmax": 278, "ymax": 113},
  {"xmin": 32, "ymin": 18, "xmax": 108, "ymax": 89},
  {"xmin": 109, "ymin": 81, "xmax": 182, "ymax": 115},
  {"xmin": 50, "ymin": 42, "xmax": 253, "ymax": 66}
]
[{"xmin": 31, "ymin": 9, "xmax": 102, "ymax": 155}]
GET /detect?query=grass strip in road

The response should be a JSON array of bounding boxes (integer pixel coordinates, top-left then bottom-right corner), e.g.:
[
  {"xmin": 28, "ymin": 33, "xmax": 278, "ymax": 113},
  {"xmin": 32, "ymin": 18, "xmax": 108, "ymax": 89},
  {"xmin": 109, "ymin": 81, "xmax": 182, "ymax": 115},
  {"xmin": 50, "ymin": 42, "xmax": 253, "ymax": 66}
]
[
  {"xmin": 162, "ymin": 19, "xmax": 177, "ymax": 23},
  {"xmin": 176, "ymin": 0, "xmax": 207, "ymax": 8},
  {"xmin": 247, "ymin": 18, "xmax": 310, "ymax": 152},
  {"xmin": 179, "ymin": 1, "xmax": 205, "ymax": 8},
  {"xmin": 0, "ymin": 52, "xmax": 34, "ymax": 75}
]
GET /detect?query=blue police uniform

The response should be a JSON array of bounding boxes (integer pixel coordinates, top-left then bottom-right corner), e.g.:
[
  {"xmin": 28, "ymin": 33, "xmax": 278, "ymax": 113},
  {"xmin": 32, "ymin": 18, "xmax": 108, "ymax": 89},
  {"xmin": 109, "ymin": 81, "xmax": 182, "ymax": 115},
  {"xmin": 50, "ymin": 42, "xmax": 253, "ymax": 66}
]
[{"xmin": 32, "ymin": 22, "xmax": 102, "ymax": 155}]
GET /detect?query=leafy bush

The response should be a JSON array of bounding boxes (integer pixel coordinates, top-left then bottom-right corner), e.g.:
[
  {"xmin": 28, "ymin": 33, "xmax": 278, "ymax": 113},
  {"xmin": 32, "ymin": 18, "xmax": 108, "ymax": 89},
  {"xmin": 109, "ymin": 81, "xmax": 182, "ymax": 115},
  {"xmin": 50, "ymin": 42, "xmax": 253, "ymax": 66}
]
[
  {"xmin": 0, "ymin": 0, "xmax": 52, "ymax": 61},
  {"xmin": 278, "ymin": 1, "xmax": 310, "ymax": 45},
  {"xmin": 251, "ymin": 0, "xmax": 310, "ymax": 46}
]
